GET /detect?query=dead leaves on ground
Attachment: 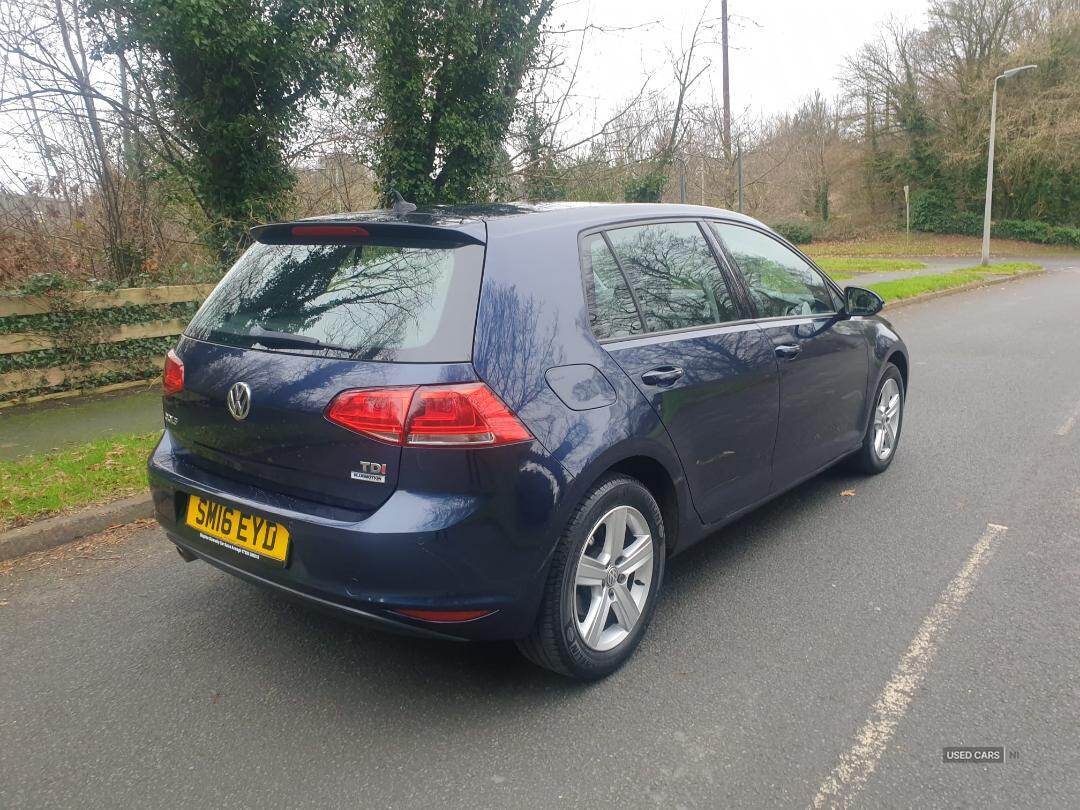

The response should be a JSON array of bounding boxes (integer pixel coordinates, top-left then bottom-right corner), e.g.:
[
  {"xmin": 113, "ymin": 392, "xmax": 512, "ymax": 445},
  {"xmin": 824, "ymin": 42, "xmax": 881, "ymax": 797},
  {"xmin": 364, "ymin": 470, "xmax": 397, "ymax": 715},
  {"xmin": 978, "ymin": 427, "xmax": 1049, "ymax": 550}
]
[{"xmin": 0, "ymin": 518, "xmax": 155, "ymax": 577}]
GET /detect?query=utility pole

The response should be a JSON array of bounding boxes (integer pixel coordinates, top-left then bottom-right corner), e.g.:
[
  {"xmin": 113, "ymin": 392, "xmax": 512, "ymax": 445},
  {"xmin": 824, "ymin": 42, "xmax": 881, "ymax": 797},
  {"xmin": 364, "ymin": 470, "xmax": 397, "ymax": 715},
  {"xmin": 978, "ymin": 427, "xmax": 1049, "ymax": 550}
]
[
  {"xmin": 721, "ymin": 0, "xmax": 731, "ymax": 163},
  {"xmin": 982, "ymin": 64, "xmax": 1037, "ymax": 265}
]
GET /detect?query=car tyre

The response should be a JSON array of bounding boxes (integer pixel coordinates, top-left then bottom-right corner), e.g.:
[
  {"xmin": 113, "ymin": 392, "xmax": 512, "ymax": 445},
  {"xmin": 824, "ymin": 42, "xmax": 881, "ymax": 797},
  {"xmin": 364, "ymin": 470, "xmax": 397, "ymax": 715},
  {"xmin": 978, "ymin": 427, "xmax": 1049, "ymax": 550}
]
[
  {"xmin": 849, "ymin": 363, "xmax": 905, "ymax": 474},
  {"xmin": 517, "ymin": 474, "xmax": 666, "ymax": 680}
]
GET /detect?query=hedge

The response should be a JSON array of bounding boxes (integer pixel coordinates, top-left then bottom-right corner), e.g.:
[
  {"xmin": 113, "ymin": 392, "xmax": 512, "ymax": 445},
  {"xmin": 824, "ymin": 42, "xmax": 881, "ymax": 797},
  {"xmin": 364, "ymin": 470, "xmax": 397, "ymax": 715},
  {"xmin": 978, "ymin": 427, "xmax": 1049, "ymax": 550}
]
[
  {"xmin": 911, "ymin": 189, "xmax": 1080, "ymax": 246},
  {"xmin": 995, "ymin": 219, "xmax": 1080, "ymax": 246}
]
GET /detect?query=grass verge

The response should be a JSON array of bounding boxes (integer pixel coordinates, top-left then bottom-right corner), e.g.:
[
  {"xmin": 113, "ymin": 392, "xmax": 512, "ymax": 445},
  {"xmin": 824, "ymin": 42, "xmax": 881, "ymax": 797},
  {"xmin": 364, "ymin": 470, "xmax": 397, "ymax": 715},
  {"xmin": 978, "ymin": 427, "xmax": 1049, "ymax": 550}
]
[
  {"xmin": 815, "ymin": 257, "xmax": 927, "ymax": 274},
  {"xmin": 868, "ymin": 262, "xmax": 1040, "ymax": 302},
  {"xmin": 975, "ymin": 261, "xmax": 1041, "ymax": 274},
  {"xmin": 0, "ymin": 432, "xmax": 158, "ymax": 531},
  {"xmin": 806, "ymin": 232, "xmax": 1077, "ymax": 258}
]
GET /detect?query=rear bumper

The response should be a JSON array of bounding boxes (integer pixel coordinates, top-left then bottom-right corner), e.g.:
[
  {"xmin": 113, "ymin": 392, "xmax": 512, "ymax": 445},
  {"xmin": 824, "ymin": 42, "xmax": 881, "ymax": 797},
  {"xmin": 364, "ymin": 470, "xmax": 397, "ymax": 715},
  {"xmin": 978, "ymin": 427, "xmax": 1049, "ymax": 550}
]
[{"xmin": 148, "ymin": 431, "xmax": 571, "ymax": 641}]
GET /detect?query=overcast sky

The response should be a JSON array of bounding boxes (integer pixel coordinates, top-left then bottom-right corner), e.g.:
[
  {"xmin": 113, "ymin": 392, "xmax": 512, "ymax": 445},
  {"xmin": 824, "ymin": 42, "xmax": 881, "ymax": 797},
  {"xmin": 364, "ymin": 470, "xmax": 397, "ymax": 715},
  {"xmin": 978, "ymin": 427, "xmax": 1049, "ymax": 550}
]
[{"xmin": 547, "ymin": 0, "xmax": 928, "ymax": 131}]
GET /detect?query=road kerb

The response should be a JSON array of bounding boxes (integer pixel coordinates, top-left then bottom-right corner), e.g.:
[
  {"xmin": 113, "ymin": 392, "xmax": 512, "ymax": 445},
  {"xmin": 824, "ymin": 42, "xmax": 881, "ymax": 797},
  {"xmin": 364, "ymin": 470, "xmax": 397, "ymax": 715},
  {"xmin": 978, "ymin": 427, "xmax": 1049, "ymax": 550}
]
[
  {"xmin": 883, "ymin": 268, "xmax": 1045, "ymax": 311},
  {"xmin": 0, "ymin": 494, "xmax": 154, "ymax": 562}
]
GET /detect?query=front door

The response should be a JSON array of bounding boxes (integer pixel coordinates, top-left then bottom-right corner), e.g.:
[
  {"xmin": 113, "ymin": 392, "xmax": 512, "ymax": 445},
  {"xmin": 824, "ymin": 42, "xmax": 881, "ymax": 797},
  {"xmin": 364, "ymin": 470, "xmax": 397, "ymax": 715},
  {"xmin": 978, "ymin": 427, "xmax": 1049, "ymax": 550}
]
[
  {"xmin": 709, "ymin": 222, "xmax": 869, "ymax": 491},
  {"xmin": 581, "ymin": 222, "xmax": 779, "ymax": 525}
]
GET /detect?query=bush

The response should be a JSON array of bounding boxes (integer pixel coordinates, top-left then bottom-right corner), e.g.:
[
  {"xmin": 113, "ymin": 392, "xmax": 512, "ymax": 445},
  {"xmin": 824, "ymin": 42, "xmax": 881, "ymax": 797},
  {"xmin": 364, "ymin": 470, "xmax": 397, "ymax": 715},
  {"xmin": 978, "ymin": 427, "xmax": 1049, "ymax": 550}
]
[
  {"xmin": 17, "ymin": 272, "xmax": 75, "ymax": 296},
  {"xmin": 1047, "ymin": 225, "xmax": 1080, "ymax": 246},
  {"xmin": 772, "ymin": 221, "xmax": 813, "ymax": 244},
  {"xmin": 992, "ymin": 219, "xmax": 1050, "ymax": 243},
  {"xmin": 623, "ymin": 171, "xmax": 667, "ymax": 203},
  {"xmin": 911, "ymin": 189, "xmax": 1078, "ymax": 245},
  {"xmin": 910, "ymin": 189, "xmax": 955, "ymax": 233},
  {"xmin": 985, "ymin": 219, "xmax": 1079, "ymax": 246},
  {"xmin": 950, "ymin": 211, "xmax": 982, "ymax": 236}
]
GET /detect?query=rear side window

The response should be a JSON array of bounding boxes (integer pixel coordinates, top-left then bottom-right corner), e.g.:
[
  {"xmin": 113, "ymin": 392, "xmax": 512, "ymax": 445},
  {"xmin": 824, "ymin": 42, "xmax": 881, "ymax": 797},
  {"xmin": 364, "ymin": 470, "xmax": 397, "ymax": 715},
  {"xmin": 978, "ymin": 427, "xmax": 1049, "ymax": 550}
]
[
  {"xmin": 186, "ymin": 241, "xmax": 484, "ymax": 362},
  {"xmin": 605, "ymin": 222, "xmax": 739, "ymax": 333},
  {"xmin": 581, "ymin": 234, "xmax": 643, "ymax": 340},
  {"xmin": 710, "ymin": 223, "xmax": 838, "ymax": 317}
]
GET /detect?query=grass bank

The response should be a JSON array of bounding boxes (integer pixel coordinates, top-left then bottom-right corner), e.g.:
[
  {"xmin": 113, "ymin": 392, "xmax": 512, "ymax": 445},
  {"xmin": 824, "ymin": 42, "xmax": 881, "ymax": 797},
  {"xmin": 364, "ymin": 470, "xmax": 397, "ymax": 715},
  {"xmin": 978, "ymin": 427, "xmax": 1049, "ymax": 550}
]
[
  {"xmin": 0, "ymin": 432, "xmax": 157, "ymax": 531},
  {"xmin": 869, "ymin": 262, "xmax": 1041, "ymax": 302}
]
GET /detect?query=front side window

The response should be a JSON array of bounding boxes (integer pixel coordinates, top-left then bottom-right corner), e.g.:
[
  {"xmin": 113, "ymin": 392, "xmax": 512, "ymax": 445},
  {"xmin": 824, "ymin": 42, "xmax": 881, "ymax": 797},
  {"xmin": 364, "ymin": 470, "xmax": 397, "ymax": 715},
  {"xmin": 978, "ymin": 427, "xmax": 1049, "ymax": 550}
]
[
  {"xmin": 581, "ymin": 234, "xmax": 643, "ymax": 340},
  {"xmin": 604, "ymin": 222, "xmax": 739, "ymax": 333},
  {"xmin": 710, "ymin": 222, "xmax": 838, "ymax": 318}
]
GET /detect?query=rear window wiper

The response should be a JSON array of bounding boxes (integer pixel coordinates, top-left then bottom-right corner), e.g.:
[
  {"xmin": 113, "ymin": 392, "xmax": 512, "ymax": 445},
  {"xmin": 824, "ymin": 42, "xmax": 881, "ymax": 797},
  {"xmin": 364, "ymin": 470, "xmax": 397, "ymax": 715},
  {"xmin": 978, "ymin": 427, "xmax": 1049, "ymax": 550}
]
[
  {"xmin": 210, "ymin": 326, "xmax": 354, "ymax": 354},
  {"xmin": 250, "ymin": 326, "xmax": 356, "ymax": 353}
]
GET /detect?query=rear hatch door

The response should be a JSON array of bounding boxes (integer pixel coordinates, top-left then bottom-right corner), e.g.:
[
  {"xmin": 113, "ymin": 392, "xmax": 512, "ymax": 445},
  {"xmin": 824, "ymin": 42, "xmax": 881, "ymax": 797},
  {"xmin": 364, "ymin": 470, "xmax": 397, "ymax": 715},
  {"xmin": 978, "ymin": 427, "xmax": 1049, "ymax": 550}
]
[{"xmin": 165, "ymin": 220, "xmax": 486, "ymax": 512}]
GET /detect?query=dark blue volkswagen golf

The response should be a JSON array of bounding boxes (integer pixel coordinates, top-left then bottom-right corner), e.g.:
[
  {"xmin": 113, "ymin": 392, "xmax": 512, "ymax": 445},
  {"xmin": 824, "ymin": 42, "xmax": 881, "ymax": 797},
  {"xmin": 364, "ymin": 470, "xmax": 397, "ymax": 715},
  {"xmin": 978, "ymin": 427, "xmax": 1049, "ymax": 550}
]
[{"xmin": 149, "ymin": 203, "xmax": 908, "ymax": 679}]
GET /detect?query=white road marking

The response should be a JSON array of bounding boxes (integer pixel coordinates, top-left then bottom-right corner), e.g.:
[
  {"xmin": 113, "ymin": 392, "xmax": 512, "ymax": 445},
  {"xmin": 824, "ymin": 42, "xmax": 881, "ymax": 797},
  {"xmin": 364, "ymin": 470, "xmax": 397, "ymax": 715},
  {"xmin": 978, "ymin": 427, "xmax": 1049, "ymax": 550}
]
[
  {"xmin": 809, "ymin": 522, "xmax": 1009, "ymax": 809},
  {"xmin": 1056, "ymin": 399, "xmax": 1080, "ymax": 437}
]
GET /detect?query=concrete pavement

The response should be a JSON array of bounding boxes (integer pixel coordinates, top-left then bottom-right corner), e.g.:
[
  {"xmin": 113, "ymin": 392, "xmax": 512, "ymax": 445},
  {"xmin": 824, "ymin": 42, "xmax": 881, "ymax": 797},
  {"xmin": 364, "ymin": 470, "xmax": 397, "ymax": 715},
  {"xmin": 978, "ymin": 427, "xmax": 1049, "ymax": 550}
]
[{"xmin": 2, "ymin": 261, "xmax": 1079, "ymax": 808}]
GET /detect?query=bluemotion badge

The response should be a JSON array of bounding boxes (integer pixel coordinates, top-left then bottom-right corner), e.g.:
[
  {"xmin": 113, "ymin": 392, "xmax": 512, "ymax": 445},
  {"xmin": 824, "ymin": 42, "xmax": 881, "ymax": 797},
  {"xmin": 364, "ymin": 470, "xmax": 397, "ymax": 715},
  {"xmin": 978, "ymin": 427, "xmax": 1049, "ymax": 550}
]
[{"xmin": 352, "ymin": 461, "xmax": 388, "ymax": 484}]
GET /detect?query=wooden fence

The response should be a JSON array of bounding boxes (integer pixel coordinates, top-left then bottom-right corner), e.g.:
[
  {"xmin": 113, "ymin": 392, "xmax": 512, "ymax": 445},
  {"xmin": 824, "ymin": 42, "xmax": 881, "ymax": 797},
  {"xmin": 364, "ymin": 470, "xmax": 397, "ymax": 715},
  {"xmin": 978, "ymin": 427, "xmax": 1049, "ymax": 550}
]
[{"xmin": 0, "ymin": 284, "xmax": 212, "ymax": 402}]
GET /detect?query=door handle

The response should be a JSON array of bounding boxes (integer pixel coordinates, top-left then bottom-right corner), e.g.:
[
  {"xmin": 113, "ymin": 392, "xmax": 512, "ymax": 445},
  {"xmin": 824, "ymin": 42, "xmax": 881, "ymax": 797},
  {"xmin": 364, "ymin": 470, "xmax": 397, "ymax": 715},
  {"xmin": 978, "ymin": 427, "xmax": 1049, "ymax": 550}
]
[
  {"xmin": 774, "ymin": 343, "xmax": 802, "ymax": 360},
  {"xmin": 641, "ymin": 366, "xmax": 684, "ymax": 387}
]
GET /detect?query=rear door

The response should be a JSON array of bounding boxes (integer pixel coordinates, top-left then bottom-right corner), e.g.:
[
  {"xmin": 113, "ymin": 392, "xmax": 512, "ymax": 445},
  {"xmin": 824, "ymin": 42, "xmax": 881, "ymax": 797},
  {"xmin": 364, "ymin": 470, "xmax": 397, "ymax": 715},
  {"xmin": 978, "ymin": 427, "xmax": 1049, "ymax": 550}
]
[
  {"xmin": 709, "ymin": 221, "xmax": 869, "ymax": 490},
  {"xmin": 582, "ymin": 220, "xmax": 779, "ymax": 525},
  {"xmin": 167, "ymin": 228, "xmax": 486, "ymax": 512}
]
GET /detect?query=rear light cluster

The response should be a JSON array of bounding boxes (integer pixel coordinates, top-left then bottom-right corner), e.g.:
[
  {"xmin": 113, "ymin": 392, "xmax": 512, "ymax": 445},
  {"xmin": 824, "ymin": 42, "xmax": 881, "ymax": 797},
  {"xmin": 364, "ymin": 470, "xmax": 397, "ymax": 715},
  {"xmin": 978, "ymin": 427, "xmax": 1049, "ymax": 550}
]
[
  {"xmin": 326, "ymin": 383, "xmax": 532, "ymax": 448},
  {"xmin": 163, "ymin": 349, "xmax": 184, "ymax": 395}
]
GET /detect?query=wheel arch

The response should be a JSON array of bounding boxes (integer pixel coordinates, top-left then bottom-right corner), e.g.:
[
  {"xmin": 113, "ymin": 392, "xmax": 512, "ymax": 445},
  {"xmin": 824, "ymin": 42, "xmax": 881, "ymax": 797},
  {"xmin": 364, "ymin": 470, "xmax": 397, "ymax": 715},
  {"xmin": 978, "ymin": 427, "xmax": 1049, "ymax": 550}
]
[
  {"xmin": 886, "ymin": 349, "xmax": 909, "ymax": 392},
  {"xmin": 577, "ymin": 452, "xmax": 693, "ymax": 558}
]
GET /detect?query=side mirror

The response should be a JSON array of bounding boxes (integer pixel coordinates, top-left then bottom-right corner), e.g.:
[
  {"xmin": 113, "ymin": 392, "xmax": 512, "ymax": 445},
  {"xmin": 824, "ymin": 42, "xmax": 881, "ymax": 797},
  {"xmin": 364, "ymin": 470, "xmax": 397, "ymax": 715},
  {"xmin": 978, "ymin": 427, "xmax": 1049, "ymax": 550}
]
[{"xmin": 844, "ymin": 286, "xmax": 884, "ymax": 317}]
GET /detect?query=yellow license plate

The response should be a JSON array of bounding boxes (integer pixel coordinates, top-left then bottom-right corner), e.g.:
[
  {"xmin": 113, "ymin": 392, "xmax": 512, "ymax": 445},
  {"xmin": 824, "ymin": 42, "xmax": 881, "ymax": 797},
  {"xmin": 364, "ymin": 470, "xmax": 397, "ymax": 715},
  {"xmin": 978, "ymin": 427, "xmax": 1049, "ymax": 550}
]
[{"xmin": 185, "ymin": 495, "xmax": 290, "ymax": 565}]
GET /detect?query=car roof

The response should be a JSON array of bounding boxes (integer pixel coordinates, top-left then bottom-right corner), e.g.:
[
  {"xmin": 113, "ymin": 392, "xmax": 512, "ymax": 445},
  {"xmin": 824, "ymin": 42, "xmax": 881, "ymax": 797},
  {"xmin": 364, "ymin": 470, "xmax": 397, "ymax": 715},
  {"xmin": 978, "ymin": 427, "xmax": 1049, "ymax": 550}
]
[{"xmin": 288, "ymin": 201, "xmax": 767, "ymax": 239}]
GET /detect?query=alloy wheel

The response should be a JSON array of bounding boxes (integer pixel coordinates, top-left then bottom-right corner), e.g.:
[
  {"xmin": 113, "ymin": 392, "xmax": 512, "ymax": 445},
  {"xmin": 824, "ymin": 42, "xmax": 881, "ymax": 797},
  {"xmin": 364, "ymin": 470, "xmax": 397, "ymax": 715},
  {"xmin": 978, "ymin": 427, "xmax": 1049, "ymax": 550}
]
[
  {"xmin": 873, "ymin": 378, "xmax": 902, "ymax": 460},
  {"xmin": 574, "ymin": 505, "xmax": 654, "ymax": 652}
]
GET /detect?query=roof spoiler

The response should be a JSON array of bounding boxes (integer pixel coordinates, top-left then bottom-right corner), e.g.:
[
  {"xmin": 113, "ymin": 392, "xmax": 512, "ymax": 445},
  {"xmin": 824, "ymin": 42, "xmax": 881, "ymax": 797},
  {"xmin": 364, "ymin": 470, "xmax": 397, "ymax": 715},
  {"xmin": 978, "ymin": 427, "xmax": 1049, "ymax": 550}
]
[{"xmin": 250, "ymin": 221, "xmax": 485, "ymax": 248}]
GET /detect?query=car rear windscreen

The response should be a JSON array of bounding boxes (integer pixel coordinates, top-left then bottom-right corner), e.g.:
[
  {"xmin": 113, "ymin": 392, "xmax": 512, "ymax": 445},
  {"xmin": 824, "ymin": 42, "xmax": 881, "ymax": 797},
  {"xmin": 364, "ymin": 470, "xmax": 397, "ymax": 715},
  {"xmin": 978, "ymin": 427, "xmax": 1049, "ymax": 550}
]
[{"xmin": 185, "ymin": 240, "xmax": 485, "ymax": 362}]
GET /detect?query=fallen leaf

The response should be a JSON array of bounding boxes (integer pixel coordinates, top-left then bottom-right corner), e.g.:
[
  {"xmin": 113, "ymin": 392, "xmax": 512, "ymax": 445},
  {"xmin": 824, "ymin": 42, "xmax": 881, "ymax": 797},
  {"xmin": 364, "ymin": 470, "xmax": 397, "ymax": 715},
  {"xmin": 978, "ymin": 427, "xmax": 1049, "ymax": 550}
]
[{"xmin": 841, "ymin": 489, "xmax": 856, "ymax": 497}]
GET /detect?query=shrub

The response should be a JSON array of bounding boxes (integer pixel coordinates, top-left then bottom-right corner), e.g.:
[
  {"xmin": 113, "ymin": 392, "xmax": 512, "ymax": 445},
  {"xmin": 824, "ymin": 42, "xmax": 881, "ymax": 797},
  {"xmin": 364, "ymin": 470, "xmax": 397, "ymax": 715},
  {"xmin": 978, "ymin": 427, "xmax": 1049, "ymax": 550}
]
[
  {"xmin": 992, "ymin": 219, "xmax": 1051, "ymax": 243},
  {"xmin": 910, "ymin": 189, "xmax": 955, "ymax": 233},
  {"xmin": 910, "ymin": 189, "xmax": 1077, "ymax": 245},
  {"xmin": 1047, "ymin": 225, "xmax": 1080, "ymax": 246},
  {"xmin": 623, "ymin": 171, "xmax": 667, "ymax": 203},
  {"xmin": 17, "ymin": 272, "xmax": 74, "ymax": 296},
  {"xmin": 772, "ymin": 221, "xmax": 813, "ymax": 244},
  {"xmin": 949, "ymin": 211, "xmax": 981, "ymax": 236}
]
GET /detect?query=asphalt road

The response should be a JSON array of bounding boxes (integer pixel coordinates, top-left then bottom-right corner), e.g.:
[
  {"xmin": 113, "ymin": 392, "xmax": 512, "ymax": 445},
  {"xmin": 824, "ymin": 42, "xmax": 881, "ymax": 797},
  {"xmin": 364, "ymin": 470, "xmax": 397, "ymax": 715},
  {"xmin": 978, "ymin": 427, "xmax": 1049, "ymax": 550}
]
[{"xmin": 3, "ymin": 264, "xmax": 1080, "ymax": 808}]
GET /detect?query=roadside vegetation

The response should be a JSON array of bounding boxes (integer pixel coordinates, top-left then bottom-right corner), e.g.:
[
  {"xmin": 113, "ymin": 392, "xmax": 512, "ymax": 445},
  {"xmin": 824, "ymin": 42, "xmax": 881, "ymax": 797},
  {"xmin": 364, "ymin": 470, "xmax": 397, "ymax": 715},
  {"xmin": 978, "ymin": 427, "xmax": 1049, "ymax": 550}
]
[
  {"xmin": 0, "ymin": 433, "xmax": 157, "ymax": 530},
  {"xmin": 1, "ymin": 0, "xmax": 1077, "ymax": 293},
  {"xmin": 869, "ymin": 262, "xmax": 1041, "ymax": 302},
  {"xmin": 805, "ymin": 233, "xmax": 1077, "ymax": 259}
]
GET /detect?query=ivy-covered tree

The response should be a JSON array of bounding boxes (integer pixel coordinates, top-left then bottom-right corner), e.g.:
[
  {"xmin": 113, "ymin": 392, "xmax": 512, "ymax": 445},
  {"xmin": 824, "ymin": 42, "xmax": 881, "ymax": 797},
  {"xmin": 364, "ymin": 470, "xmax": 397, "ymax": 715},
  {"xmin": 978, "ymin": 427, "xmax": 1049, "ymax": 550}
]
[
  {"xmin": 365, "ymin": 0, "xmax": 554, "ymax": 205},
  {"xmin": 92, "ymin": 0, "xmax": 364, "ymax": 263}
]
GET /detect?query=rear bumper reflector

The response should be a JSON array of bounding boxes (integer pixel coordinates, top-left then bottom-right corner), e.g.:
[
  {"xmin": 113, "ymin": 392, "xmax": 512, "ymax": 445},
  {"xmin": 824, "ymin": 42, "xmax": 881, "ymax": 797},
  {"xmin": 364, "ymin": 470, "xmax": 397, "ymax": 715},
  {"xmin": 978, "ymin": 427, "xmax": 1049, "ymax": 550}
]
[{"xmin": 393, "ymin": 608, "xmax": 497, "ymax": 623}]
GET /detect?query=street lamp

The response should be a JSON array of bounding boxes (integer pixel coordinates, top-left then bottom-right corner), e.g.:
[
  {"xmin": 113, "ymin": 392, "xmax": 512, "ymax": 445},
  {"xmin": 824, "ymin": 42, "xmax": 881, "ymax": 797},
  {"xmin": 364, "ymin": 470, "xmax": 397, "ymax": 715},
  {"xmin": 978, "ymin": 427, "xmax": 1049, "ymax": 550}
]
[{"xmin": 981, "ymin": 64, "xmax": 1037, "ymax": 265}]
